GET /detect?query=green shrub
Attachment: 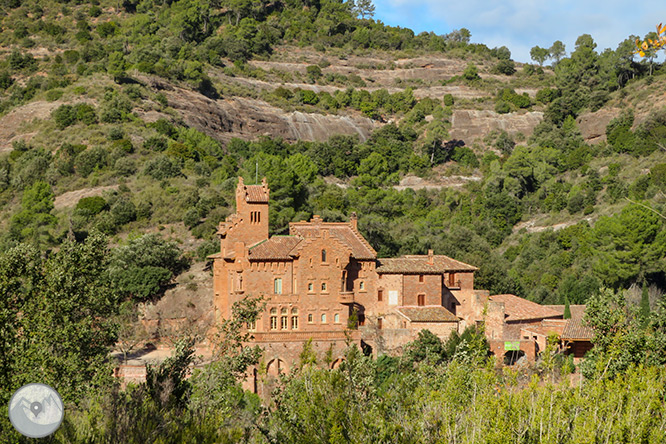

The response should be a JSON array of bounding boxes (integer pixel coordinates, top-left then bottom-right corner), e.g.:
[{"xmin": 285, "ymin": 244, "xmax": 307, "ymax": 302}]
[
  {"xmin": 143, "ymin": 136, "xmax": 168, "ymax": 152},
  {"xmin": 114, "ymin": 157, "xmax": 137, "ymax": 177},
  {"xmin": 536, "ymin": 88, "xmax": 558, "ymax": 104},
  {"xmin": 451, "ymin": 146, "xmax": 479, "ymax": 168},
  {"xmin": 75, "ymin": 147, "xmax": 108, "ymax": 177},
  {"xmin": 443, "ymin": 94, "xmax": 454, "ymax": 106},
  {"xmin": 108, "ymin": 127, "xmax": 124, "ymax": 140},
  {"xmin": 97, "ymin": 21, "xmax": 118, "ymax": 38},
  {"xmin": 75, "ymin": 196, "xmax": 108, "ymax": 217},
  {"xmin": 111, "ymin": 198, "xmax": 137, "ymax": 225},
  {"xmin": 75, "ymin": 103, "xmax": 97, "ymax": 125},
  {"xmin": 52, "ymin": 105, "xmax": 77, "ymax": 129},
  {"xmin": 495, "ymin": 101, "xmax": 512, "ymax": 114},
  {"xmin": 298, "ymin": 89, "xmax": 319, "ymax": 105},
  {"xmin": 306, "ymin": 65, "xmax": 322, "ymax": 82},
  {"xmin": 144, "ymin": 155, "xmax": 181, "ymax": 180},
  {"xmin": 151, "ymin": 119, "xmax": 176, "ymax": 137},
  {"xmin": 45, "ymin": 89, "xmax": 64, "ymax": 102},
  {"xmin": 462, "ymin": 64, "xmax": 480, "ymax": 81},
  {"xmin": 493, "ymin": 59, "xmax": 515, "ymax": 75},
  {"xmin": 0, "ymin": 71, "xmax": 14, "ymax": 90},
  {"xmin": 111, "ymin": 139, "xmax": 134, "ymax": 154}
]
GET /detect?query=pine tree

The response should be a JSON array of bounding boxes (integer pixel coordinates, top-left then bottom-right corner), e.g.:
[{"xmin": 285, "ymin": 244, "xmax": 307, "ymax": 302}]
[
  {"xmin": 563, "ymin": 297, "xmax": 571, "ymax": 319},
  {"xmin": 353, "ymin": 0, "xmax": 375, "ymax": 19}
]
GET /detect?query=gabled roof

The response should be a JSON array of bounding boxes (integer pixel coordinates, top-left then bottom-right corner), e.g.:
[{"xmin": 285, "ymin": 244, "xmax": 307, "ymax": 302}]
[
  {"xmin": 290, "ymin": 224, "xmax": 376, "ymax": 260},
  {"xmin": 489, "ymin": 294, "xmax": 562, "ymax": 322},
  {"xmin": 376, "ymin": 255, "xmax": 477, "ymax": 274},
  {"xmin": 248, "ymin": 236, "xmax": 302, "ymax": 260},
  {"xmin": 397, "ymin": 306, "xmax": 459, "ymax": 323}
]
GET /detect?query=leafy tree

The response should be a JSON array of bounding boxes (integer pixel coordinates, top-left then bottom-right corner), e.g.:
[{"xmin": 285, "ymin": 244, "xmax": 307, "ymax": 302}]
[
  {"xmin": 107, "ymin": 51, "xmax": 127, "ymax": 81},
  {"xmin": 9, "ymin": 181, "xmax": 57, "ymax": 245},
  {"xmin": 108, "ymin": 234, "xmax": 188, "ymax": 301},
  {"xmin": 549, "ymin": 40, "xmax": 566, "ymax": 63},
  {"xmin": 530, "ymin": 45, "xmax": 550, "ymax": 66}
]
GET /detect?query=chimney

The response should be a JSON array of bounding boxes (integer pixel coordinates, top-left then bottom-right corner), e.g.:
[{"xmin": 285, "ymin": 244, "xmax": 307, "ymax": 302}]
[
  {"xmin": 427, "ymin": 249, "xmax": 434, "ymax": 265},
  {"xmin": 350, "ymin": 212, "xmax": 358, "ymax": 230}
]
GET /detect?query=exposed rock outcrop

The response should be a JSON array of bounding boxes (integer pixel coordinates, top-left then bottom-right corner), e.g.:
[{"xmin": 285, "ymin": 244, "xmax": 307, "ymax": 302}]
[
  {"xmin": 450, "ymin": 110, "xmax": 544, "ymax": 146},
  {"xmin": 152, "ymin": 80, "xmax": 377, "ymax": 144},
  {"xmin": 576, "ymin": 108, "xmax": 621, "ymax": 144}
]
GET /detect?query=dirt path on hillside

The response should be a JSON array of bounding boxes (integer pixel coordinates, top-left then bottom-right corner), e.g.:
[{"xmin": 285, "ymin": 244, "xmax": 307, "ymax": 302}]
[{"xmin": 54, "ymin": 185, "xmax": 119, "ymax": 210}]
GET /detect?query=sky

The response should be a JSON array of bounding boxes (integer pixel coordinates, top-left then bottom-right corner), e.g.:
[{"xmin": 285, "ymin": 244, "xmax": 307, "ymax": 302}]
[{"xmin": 372, "ymin": 0, "xmax": 666, "ymax": 63}]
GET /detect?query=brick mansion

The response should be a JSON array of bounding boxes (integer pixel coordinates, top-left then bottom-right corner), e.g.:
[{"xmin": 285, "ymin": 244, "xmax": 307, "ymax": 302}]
[{"xmin": 210, "ymin": 178, "xmax": 592, "ymax": 382}]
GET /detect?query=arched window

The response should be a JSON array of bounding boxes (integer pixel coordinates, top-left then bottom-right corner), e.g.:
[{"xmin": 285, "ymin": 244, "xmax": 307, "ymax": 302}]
[
  {"xmin": 270, "ymin": 308, "xmax": 277, "ymax": 330},
  {"xmin": 281, "ymin": 307, "xmax": 288, "ymax": 329},
  {"xmin": 308, "ymin": 314, "xmax": 313, "ymax": 323},
  {"xmin": 334, "ymin": 313, "xmax": 340, "ymax": 323},
  {"xmin": 291, "ymin": 309, "xmax": 299, "ymax": 329},
  {"xmin": 322, "ymin": 249, "xmax": 327, "ymax": 262},
  {"xmin": 274, "ymin": 278, "xmax": 282, "ymax": 294},
  {"xmin": 321, "ymin": 313, "xmax": 327, "ymax": 323}
]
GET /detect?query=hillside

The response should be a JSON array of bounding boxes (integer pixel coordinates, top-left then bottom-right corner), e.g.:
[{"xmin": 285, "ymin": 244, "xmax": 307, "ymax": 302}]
[{"xmin": 1, "ymin": 0, "xmax": 666, "ymax": 323}]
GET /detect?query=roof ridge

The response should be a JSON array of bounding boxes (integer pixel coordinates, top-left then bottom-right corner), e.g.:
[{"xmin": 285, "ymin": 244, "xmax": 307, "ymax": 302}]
[{"xmin": 343, "ymin": 224, "xmax": 377, "ymax": 258}]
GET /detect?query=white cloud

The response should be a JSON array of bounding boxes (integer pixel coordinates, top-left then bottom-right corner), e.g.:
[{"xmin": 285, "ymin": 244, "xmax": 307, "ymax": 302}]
[{"xmin": 373, "ymin": 0, "xmax": 666, "ymax": 62}]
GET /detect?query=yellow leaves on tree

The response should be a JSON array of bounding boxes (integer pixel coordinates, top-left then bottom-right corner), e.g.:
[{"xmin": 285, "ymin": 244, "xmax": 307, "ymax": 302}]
[{"xmin": 636, "ymin": 23, "xmax": 666, "ymax": 56}]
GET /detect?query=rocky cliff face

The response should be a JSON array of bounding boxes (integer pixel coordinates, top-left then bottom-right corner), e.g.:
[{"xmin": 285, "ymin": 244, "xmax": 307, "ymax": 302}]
[
  {"xmin": 450, "ymin": 110, "xmax": 544, "ymax": 145},
  {"xmin": 146, "ymin": 78, "xmax": 377, "ymax": 144}
]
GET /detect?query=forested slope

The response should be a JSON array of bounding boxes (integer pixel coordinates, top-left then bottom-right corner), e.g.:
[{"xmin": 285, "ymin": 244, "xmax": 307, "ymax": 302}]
[{"xmin": 2, "ymin": 0, "xmax": 666, "ymax": 441}]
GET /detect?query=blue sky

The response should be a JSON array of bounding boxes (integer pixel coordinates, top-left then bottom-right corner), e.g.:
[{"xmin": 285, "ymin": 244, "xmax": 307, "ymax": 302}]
[{"xmin": 372, "ymin": 0, "xmax": 666, "ymax": 63}]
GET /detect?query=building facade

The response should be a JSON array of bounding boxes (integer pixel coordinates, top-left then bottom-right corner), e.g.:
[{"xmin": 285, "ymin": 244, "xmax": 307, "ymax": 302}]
[{"xmin": 210, "ymin": 178, "xmax": 577, "ymax": 384}]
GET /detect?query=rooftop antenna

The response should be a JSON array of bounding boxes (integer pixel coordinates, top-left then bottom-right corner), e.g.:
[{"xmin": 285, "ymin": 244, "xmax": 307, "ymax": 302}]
[{"xmin": 255, "ymin": 161, "xmax": 258, "ymax": 184}]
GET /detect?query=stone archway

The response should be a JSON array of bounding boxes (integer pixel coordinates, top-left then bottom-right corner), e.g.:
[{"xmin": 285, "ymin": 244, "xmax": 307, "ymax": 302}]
[
  {"xmin": 267, "ymin": 358, "xmax": 287, "ymax": 376},
  {"xmin": 504, "ymin": 350, "xmax": 526, "ymax": 366}
]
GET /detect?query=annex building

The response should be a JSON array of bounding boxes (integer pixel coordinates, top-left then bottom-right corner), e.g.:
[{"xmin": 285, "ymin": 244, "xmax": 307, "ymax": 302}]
[{"xmin": 210, "ymin": 178, "xmax": 592, "ymax": 385}]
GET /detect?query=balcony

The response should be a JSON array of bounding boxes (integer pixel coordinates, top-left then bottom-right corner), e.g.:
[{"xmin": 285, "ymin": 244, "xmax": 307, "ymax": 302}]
[{"xmin": 338, "ymin": 291, "xmax": 354, "ymax": 304}]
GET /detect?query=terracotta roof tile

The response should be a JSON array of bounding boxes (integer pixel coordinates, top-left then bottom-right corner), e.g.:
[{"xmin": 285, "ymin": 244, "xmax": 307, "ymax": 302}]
[
  {"xmin": 245, "ymin": 185, "xmax": 269, "ymax": 203},
  {"xmin": 490, "ymin": 294, "xmax": 562, "ymax": 322},
  {"xmin": 397, "ymin": 306, "xmax": 459, "ymax": 322},
  {"xmin": 376, "ymin": 255, "xmax": 477, "ymax": 274},
  {"xmin": 290, "ymin": 224, "xmax": 376, "ymax": 260},
  {"xmin": 543, "ymin": 305, "xmax": 587, "ymax": 319},
  {"xmin": 561, "ymin": 306, "xmax": 593, "ymax": 340},
  {"xmin": 248, "ymin": 236, "xmax": 302, "ymax": 260}
]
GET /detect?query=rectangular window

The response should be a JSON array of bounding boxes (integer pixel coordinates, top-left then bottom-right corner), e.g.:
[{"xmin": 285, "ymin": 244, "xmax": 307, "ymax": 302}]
[
  {"xmin": 270, "ymin": 316, "xmax": 277, "ymax": 330},
  {"xmin": 274, "ymin": 278, "xmax": 282, "ymax": 294},
  {"xmin": 291, "ymin": 316, "xmax": 298, "ymax": 329},
  {"xmin": 359, "ymin": 281, "xmax": 365, "ymax": 291},
  {"xmin": 308, "ymin": 282, "xmax": 314, "ymax": 292},
  {"xmin": 377, "ymin": 318, "xmax": 383, "ymax": 330},
  {"xmin": 419, "ymin": 275, "xmax": 424, "ymax": 283},
  {"xmin": 448, "ymin": 273, "xmax": 456, "ymax": 287},
  {"xmin": 281, "ymin": 316, "xmax": 288, "ymax": 330},
  {"xmin": 377, "ymin": 289, "xmax": 383, "ymax": 302},
  {"xmin": 246, "ymin": 321, "xmax": 256, "ymax": 331},
  {"xmin": 308, "ymin": 314, "xmax": 313, "ymax": 323},
  {"xmin": 321, "ymin": 282, "xmax": 327, "ymax": 292},
  {"xmin": 418, "ymin": 294, "xmax": 425, "ymax": 306}
]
